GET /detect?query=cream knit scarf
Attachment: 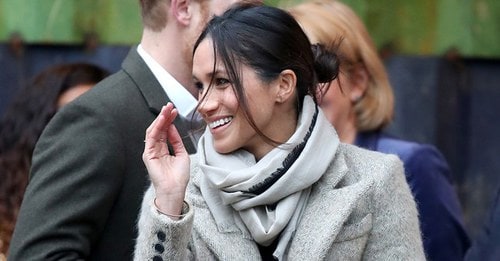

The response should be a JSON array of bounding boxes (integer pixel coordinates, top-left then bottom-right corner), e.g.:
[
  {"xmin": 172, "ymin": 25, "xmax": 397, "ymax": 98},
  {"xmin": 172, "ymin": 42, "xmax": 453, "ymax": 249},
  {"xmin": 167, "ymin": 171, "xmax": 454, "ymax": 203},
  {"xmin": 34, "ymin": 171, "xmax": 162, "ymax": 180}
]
[{"xmin": 198, "ymin": 96, "xmax": 339, "ymax": 260}]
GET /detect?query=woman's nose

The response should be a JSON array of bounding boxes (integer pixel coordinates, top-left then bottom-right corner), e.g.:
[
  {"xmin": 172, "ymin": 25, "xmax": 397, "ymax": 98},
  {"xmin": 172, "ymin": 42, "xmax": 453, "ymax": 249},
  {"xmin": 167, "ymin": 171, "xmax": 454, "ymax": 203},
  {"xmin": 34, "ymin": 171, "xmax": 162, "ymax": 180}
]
[{"xmin": 197, "ymin": 90, "xmax": 218, "ymax": 116}]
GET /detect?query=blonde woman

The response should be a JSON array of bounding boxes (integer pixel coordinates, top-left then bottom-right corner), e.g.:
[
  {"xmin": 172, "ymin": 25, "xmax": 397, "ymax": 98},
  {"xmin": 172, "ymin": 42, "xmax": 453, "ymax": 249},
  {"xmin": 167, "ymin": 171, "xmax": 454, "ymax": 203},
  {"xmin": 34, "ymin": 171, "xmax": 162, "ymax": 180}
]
[{"xmin": 289, "ymin": 1, "xmax": 470, "ymax": 260}]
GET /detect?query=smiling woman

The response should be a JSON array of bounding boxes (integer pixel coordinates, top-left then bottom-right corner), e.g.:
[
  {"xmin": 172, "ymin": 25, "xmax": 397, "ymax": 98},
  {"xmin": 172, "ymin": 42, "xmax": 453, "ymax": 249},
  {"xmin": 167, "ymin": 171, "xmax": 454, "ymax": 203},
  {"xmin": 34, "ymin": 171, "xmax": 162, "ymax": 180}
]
[
  {"xmin": 193, "ymin": 38, "xmax": 298, "ymax": 159},
  {"xmin": 134, "ymin": 3, "xmax": 425, "ymax": 260}
]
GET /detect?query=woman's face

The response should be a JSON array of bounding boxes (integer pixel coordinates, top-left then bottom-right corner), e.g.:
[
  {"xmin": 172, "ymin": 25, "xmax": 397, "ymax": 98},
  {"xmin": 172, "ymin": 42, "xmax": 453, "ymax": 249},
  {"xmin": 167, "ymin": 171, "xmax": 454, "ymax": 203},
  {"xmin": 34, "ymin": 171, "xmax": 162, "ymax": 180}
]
[
  {"xmin": 57, "ymin": 84, "xmax": 93, "ymax": 108},
  {"xmin": 318, "ymin": 69, "xmax": 361, "ymax": 144},
  {"xmin": 319, "ymin": 74, "xmax": 352, "ymax": 128},
  {"xmin": 193, "ymin": 38, "xmax": 282, "ymax": 158}
]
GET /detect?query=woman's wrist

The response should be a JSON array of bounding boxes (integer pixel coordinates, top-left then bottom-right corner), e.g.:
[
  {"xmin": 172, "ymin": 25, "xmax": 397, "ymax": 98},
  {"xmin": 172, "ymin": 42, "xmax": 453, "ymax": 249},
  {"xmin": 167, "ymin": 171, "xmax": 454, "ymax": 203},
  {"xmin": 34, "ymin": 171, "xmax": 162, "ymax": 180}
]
[{"xmin": 153, "ymin": 197, "xmax": 187, "ymax": 220}]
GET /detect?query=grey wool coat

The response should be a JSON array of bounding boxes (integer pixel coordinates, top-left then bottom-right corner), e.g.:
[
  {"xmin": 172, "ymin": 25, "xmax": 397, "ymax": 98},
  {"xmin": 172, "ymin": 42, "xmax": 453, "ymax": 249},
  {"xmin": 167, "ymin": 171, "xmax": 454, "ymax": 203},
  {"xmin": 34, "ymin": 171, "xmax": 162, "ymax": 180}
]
[
  {"xmin": 134, "ymin": 144, "xmax": 426, "ymax": 260},
  {"xmin": 8, "ymin": 47, "xmax": 196, "ymax": 260}
]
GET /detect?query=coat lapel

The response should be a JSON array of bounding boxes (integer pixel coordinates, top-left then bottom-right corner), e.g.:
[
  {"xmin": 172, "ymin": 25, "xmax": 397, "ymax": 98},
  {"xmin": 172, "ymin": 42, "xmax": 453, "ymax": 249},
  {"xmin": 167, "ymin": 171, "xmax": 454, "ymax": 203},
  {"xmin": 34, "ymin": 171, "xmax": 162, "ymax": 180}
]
[
  {"xmin": 289, "ymin": 152, "xmax": 372, "ymax": 259},
  {"xmin": 122, "ymin": 47, "xmax": 197, "ymax": 154},
  {"xmin": 190, "ymin": 167, "xmax": 258, "ymax": 258},
  {"xmin": 193, "ymin": 205, "xmax": 262, "ymax": 260},
  {"xmin": 122, "ymin": 47, "xmax": 166, "ymax": 113}
]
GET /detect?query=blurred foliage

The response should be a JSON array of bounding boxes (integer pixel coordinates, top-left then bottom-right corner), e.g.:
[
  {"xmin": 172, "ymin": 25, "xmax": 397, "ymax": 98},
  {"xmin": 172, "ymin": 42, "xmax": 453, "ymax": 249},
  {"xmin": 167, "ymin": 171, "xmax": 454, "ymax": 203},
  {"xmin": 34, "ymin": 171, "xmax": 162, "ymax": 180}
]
[{"xmin": 0, "ymin": 0, "xmax": 499, "ymax": 57}]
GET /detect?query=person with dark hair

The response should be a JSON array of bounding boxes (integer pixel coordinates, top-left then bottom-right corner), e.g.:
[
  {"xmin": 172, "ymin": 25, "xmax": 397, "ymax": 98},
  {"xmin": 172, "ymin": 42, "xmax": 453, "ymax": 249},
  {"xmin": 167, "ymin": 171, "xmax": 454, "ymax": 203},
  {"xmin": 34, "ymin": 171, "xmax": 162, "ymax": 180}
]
[
  {"xmin": 0, "ymin": 62, "xmax": 109, "ymax": 258},
  {"xmin": 8, "ymin": 0, "xmax": 261, "ymax": 260},
  {"xmin": 133, "ymin": 4, "xmax": 425, "ymax": 260},
  {"xmin": 288, "ymin": 1, "xmax": 470, "ymax": 260}
]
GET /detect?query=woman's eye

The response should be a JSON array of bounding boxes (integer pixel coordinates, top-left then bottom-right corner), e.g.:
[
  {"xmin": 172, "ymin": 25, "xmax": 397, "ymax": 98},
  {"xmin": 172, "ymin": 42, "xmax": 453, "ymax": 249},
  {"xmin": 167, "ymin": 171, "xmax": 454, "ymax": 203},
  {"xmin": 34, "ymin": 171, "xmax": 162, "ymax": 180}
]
[
  {"xmin": 194, "ymin": 81, "xmax": 204, "ymax": 92},
  {"xmin": 215, "ymin": 78, "xmax": 230, "ymax": 87}
]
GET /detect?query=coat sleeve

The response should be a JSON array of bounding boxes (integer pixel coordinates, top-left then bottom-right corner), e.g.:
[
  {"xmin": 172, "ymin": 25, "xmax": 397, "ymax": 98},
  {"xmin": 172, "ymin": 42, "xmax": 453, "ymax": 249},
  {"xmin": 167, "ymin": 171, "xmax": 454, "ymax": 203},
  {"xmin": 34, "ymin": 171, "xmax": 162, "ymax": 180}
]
[
  {"xmin": 8, "ymin": 101, "xmax": 126, "ymax": 260},
  {"xmin": 405, "ymin": 145, "xmax": 470, "ymax": 260},
  {"xmin": 134, "ymin": 185, "xmax": 194, "ymax": 260},
  {"xmin": 363, "ymin": 154, "xmax": 427, "ymax": 260}
]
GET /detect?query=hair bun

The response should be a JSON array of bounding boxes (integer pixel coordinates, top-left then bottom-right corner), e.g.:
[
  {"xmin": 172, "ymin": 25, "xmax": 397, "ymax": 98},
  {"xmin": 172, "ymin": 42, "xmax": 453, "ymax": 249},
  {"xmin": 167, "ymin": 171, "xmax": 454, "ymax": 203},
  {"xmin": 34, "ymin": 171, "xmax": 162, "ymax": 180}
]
[{"xmin": 311, "ymin": 43, "xmax": 339, "ymax": 84}]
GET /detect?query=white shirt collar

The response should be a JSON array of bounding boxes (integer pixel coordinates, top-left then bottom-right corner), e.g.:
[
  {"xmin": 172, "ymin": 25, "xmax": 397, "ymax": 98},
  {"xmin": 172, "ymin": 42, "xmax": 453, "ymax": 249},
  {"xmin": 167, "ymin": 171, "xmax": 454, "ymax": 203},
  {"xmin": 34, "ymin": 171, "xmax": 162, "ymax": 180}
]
[{"xmin": 137, "ymin": 44, "xmax": 197, "ymax": 118}]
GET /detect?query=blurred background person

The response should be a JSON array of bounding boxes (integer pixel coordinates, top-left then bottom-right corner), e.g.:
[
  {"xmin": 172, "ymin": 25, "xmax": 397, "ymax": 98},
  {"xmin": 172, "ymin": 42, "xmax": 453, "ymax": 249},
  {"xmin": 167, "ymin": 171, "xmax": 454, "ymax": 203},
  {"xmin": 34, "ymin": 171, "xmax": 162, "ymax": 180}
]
[
  {"xmin": 0, "ymin": 62, "xmax": 109, "ymax": 258},
  {"xmin": 288, "ymin": 1, "xmax": 470, "ymax": 260}
]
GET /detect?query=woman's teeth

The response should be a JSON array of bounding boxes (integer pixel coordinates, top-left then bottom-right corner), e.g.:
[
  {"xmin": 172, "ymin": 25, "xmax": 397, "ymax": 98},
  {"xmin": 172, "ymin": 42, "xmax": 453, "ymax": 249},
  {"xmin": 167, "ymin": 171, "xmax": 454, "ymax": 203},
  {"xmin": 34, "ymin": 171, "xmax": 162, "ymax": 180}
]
[{"xmin": 209, "ymin": 117, "xmax": 233, "ymax": 129}]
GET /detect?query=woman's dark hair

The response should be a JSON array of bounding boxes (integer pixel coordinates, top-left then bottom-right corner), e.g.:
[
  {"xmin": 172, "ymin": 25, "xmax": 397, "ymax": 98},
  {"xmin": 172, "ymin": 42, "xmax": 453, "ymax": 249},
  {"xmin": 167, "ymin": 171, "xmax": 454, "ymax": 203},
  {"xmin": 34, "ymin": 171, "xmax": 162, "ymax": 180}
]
[
  {"xmin": 0, "ymin": 63, "xmax": 109, "ymax": 154},
  {"xmin": 0, "ymin": 62, "xmax": 109, "ymax": 255},
  {"xmin": 192, "ymin": 3, "xmax": 338, "ymax": 144}
]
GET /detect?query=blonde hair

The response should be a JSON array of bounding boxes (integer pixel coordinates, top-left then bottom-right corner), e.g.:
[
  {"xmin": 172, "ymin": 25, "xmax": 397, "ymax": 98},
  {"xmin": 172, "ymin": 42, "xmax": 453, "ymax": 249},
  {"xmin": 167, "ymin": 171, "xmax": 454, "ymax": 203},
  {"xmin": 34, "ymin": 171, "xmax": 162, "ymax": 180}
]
[{"xmin": 288, "ymin": 0, "xmax": 394, "ymax": 131}]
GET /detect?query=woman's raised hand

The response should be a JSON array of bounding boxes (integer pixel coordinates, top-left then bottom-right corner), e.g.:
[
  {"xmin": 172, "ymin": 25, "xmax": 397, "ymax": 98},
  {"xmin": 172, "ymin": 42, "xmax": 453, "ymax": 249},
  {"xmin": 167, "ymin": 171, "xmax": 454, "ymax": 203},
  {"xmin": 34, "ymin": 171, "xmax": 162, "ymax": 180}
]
[{"xmin": 143, "ymin": 103, "xmax": 190, "ymax": 217}]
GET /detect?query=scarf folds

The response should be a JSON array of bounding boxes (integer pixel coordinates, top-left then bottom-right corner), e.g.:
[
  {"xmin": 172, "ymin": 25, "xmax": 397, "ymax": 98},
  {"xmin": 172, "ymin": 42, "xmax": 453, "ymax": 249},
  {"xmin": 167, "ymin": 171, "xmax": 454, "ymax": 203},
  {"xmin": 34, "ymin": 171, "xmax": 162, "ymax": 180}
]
[{"xmin": 198, "ymin": 95, "xmax": 339, "ymax": 260}]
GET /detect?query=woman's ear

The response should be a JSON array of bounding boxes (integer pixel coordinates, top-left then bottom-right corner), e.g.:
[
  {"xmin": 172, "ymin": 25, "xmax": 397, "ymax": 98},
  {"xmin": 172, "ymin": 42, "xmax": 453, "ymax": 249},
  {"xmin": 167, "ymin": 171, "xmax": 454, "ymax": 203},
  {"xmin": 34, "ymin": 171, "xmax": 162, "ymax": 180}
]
[
  {"xmin": 349, "ymin": 63, "xmax": 369, "ymax": 103},
  {"xmin": 171, "ymin": 0, "xmax": 191, "ymax": 26},
  {"xmin": 276, "ymin": 69, "xmax": 296, "ymax": 103}
]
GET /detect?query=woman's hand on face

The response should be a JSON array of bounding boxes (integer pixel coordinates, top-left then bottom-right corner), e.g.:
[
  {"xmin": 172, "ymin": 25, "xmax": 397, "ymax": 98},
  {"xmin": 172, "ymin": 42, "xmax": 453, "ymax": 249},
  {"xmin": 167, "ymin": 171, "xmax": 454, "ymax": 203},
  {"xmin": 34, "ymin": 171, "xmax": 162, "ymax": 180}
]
[{"xmin": 143, "ymin": 103, "xmax": 190, "ymax": 216}]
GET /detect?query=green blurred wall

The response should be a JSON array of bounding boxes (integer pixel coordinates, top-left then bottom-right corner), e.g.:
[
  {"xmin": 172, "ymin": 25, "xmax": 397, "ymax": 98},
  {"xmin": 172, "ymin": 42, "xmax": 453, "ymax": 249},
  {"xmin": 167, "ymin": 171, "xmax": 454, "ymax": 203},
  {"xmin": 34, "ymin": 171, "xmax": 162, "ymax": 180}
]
[
  {"xmin": 0, "ymin": 0, "xmax": 499, "ymax": 57},
  {"xmin": 0, "ymin": 0, "xmax": 142, "ymax": 45},
  {"xmin": 273, "ymin": 0, "xmax": 500, "ymax": 58}
]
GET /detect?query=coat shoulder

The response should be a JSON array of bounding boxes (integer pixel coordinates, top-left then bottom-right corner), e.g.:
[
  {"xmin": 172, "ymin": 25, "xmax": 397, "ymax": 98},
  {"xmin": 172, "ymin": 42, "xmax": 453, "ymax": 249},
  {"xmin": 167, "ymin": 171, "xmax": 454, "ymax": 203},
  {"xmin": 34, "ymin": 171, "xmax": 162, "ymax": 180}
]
[{"xmin": 337, "ymin": 142, "xmax": 404, "ymax": 178}]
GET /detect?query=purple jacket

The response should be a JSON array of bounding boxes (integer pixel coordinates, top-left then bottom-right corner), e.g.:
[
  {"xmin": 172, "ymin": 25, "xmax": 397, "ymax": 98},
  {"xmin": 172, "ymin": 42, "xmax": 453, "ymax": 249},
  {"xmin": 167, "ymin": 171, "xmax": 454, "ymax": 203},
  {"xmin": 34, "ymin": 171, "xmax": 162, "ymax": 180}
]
[
  {"xmin": 465, "ymin": 186, "xmax": 500, "ymax": 261},
  {"xmin": 356, "ymin": 131, "xmax": 470, "ymax": 261}
]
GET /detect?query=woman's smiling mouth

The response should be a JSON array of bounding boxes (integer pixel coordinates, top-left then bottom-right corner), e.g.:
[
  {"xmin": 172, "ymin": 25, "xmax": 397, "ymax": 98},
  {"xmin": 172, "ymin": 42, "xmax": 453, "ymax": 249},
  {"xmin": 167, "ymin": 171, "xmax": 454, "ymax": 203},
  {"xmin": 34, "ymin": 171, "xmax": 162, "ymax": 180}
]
[{"xmin": 208, "ymin": 116, "xmax": 233, "ymax": 129}]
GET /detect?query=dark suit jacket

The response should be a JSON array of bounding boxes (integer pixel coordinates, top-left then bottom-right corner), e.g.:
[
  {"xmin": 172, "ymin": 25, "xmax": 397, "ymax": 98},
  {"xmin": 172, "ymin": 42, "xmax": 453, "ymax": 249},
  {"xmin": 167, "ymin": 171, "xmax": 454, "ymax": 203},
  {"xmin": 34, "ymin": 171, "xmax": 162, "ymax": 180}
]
[
  {"xmin": 8, "ymin": 47, "xmax": 197, "ymax": 260},
  {"xmin": 356, "ymin": 131, "xmax": 470, "ymax": 261}
]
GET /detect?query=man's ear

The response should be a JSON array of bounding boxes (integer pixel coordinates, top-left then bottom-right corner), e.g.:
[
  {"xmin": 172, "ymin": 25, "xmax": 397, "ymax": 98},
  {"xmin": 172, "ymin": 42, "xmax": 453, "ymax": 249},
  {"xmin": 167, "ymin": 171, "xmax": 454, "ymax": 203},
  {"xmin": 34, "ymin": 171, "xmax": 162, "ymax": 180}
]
[
  {"xmin": 276, "ymin": 69, "xmax": 296, "ymax": 103},
  {"xmin": 171, "ymin": 0, "xmax": 191, "ymax": 26},
  {"xmin": 349, "ymin": 64, "xmax": 369, "ymax": 103}
]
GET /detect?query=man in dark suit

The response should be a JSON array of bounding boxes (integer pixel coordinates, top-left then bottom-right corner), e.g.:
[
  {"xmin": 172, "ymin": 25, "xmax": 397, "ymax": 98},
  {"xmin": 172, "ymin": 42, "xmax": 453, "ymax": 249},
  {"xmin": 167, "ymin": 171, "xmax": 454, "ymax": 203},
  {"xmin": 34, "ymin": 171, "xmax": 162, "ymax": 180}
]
[{"xmin": 8, "ymin": 0, "xmax": 260, "ymax": 260}]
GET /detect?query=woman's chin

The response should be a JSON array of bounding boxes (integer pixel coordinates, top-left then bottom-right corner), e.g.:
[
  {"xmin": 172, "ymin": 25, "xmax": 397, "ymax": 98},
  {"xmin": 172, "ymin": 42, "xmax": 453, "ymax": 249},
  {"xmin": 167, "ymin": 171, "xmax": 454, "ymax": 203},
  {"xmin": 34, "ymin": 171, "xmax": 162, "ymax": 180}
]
[{"xmin": 213, "ymin": 142, "xmax": 235, "ymax": 155}]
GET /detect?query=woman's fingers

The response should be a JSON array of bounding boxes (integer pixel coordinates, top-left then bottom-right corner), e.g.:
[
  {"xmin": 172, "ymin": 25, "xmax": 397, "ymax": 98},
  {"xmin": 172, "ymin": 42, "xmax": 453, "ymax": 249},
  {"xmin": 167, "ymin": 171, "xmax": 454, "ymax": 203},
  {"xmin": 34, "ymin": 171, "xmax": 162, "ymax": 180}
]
[
  {"xmin": 143, "ymin": 103, "xmax": 180, "ymax": 160},
  {"xmin": 167, "ymin": 123, "xmax": 188, "ymax": 157},
  {"xmin": 147, "ymin": 104, "xmax": 175, "ymax": 141},
  {"xmin": 142, "ymin": 102, "xmax": 191, "ymax": 216},
  {"xmin": 142, "ymin": 102, "xmax": 189, "ymax": 162}
]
